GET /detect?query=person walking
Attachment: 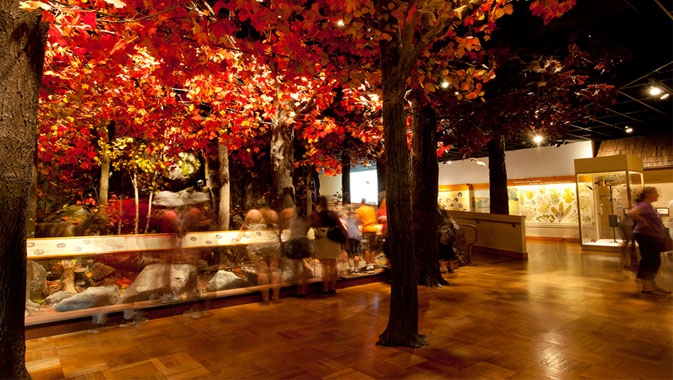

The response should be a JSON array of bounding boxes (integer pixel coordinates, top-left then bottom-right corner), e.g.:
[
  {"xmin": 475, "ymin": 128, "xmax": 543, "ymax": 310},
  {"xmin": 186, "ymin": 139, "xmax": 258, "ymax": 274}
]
[
  {"xmin": 310, "ymin": 196, "xmax": 346, "ymax": 295},
  {"xmin": 239, "ymin": 201, "xmax": 282, "ymax": 304},
  {"xmin": 343, "ymin": 207, "xmax": 362, "ymax": 273},
  {"xmin": 627, "ymin": 187, "xmax": 671, "ymax": 295},
  {"xmin": 279, "ymin": 206, "xmax": 312, "ymax": 297},
  {"xmin": 356, "ymin": 199, "xmax": 378, "ymax": 272}
]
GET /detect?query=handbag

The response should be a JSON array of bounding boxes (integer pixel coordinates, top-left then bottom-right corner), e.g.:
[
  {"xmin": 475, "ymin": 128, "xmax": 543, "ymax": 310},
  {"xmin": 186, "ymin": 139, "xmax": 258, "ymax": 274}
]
[
  {"xmin": 327, "ymin": 225, "xmax": 347, "ymax": 243},
  {"xmin": 663, "ymin": 228, "xmax": 673, "ymax": 252},
  {"xmin": 284, "ymin": 238, "xmax": 311, "ymax": 259}
]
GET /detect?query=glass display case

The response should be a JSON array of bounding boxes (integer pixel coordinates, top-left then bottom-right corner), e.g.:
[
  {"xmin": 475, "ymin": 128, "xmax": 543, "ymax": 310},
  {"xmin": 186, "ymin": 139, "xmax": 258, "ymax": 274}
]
[
  {"xmin": 25, "ymin": 230, "xmax": 387, "ymax": 329},
  {"xmin": 574, "ymin": 155, "xmax": 644, "ymax": 252}
]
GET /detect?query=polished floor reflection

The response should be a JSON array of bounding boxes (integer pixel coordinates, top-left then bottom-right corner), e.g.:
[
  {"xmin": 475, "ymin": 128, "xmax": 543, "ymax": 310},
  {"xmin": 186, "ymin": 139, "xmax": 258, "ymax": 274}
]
[{"xmin": 27, "ymin": 241, "xmax": 672, "ymax": 379}]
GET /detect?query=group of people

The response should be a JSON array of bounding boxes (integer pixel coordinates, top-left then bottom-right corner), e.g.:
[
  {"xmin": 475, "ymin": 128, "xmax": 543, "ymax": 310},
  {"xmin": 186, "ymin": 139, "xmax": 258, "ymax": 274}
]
[{"xmin": 239, "ymin": 196, "xmax": 388, "ymax": 303}]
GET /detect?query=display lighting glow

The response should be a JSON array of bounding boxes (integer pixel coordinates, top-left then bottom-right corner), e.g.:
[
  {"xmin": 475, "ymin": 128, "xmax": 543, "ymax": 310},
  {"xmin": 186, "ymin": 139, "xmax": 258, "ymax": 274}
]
[
  {"xmin": 649, "ymin": 85, "xmax": 663, "ymax": 96},
  {"xmin": 441, "ymin": 80, "xmax": 450, "ymax": 89},
  {"xmin": 533, "ymin": 135, "xmax": 544, "ymax": 145},
  {"xmin": 648, "ymin": 80, "xmax": 671, "ymax": 99},
  {"xmin": 336, "ymin": 19, "xmax": 345, "ymax": 27}
]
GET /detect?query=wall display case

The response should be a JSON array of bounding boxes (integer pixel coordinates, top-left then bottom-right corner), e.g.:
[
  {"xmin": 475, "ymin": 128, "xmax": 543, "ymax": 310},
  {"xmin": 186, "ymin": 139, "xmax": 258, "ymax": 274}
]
[
  {"xmin": 438, "ymin": 184, "xmax": 472, "ymax": 211},
  {"xmin": 574, "ymin": 155, "xmax": 644, "ymax": 252},
  {"xmin": 25, "ymin": 231, "xmax": 384, "ymax": 327}
]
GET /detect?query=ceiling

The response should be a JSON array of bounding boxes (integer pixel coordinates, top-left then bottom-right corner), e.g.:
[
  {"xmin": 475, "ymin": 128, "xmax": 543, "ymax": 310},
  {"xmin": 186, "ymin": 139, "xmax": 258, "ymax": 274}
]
[{"xmin": 444, "ymin": 0, "xmax": 673, "ymax": 160}]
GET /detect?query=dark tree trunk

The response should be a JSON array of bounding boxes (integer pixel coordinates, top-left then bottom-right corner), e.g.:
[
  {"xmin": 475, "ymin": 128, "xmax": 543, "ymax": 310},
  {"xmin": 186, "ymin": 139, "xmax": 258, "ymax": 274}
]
[
  {"xmin": 488, "ymin": 133, "xmax": 509, "ymax": 215},
  {"xmin": 376, "ymin": 36, "xmax": 425, "ymax": 348},
  {"xmin": 410, "ymin": 95, "xmax": 448, "ymax": 287},
  {"xmin": 0, "ymin": 2, "xmax": 47, "ymax": 378},
  {"xmin": 341, "ymin": 153, "xmax": 351, "ymax": 205},
  {"xmin": 376, "ymin": 156, "xmax": 386, "ymax": 197}
]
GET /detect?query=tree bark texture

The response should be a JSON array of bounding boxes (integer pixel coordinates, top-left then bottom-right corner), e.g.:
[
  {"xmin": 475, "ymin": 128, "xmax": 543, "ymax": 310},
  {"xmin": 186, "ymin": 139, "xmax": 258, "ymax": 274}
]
[
  {"xmin": 218, "ymin": 143, "xmax": 231, "ymax": 230},
  {"xmin": 410, "ymin": 97, "xmax": 448, "ymax": 287},
  {"xmin": 488, "ymin": 133, "xmax": 509, "ymax": 215},
  {"xmin": 376, "ymin": 37, "xmax": 424, "ymax": 348},
  {"xmin": 0, "ymin": 2, "xmax": 47, "ymax": 378},
  {"xmin": 341, "ymin": 153, "xmax": 351, "ymax": 205},
  {"xmin": 270, "ymin": 112, "xmax": 295, "ymax": 211},
  {"xmin": 376, "ymin": 156, "xmax": 386, "ymax": 197},
  {"xmin": 99, "ymin": 122, "xmax": 111, "ymax": 209}
]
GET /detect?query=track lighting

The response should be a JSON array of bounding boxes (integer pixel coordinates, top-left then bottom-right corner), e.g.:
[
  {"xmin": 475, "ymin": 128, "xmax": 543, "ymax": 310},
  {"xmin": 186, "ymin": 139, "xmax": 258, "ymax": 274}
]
[{"xmin": 648, "ymin": 80, "xmax": 671, "ymax": 100}]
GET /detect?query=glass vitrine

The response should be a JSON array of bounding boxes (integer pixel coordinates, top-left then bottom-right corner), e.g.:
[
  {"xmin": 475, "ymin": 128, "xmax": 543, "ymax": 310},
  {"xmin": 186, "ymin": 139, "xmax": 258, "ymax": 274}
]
[{"xmin": 574, "ymin": 155, "xmax": 644, "ymax": 252}]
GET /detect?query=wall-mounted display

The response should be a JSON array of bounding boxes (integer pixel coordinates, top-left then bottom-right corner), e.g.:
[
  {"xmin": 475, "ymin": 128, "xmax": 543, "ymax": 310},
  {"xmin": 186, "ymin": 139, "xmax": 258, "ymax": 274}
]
[
  {"xmin": 438, "ymin": 185, "xmax": 472, "ymax": 211},
  {"xmin": 515, "ymin": 184, "xmax": 579, "ymax": 224}
]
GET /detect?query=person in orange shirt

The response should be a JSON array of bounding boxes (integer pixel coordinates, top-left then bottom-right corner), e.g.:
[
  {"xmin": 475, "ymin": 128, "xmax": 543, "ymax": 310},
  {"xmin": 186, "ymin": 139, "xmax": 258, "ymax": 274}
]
[
  {"xmin": 356, "ymin": 199, "xmax": 378, "ymax": 272},
  {"xmin": 377, "ymin": 198, "xmax": 389, "ymax": 266}
]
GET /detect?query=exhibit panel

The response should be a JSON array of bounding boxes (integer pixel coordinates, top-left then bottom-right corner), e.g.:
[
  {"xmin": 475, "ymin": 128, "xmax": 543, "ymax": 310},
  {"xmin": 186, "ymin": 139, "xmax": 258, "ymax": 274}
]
[
  {"xmin": 438, "ymin": 184, "xmax": 472, "ymax": 211},
  {"xmin": 25, "ymin": 231, "xmax": 383, "ymax": 327},
  {"xmin": 574, "ymin": 155, "xmax": 644, "ymax": 252}
]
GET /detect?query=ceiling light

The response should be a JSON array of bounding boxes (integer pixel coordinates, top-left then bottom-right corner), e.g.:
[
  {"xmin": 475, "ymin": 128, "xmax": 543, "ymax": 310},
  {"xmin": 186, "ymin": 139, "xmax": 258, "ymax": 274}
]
[
  {"xmin": 533, "ymin": 135, "xmax": 544, "ymax": 145},
  {"xmin": 624, "ymin": 126, "xmax": 633, "ymax": 133},
  {"xmin": 648, "ymin": 80, "xmax": 671, "ymax": 99},
  {"xmin": 649, "ymin": 85, "xmax": 663, "ymax": 96}
]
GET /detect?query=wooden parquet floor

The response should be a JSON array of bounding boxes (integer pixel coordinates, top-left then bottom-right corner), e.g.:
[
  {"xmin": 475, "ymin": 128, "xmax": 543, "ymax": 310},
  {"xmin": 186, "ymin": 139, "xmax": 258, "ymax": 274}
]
[{"xmin": 26, "ymin": 241, "xmax": 673, "ymax": 380}]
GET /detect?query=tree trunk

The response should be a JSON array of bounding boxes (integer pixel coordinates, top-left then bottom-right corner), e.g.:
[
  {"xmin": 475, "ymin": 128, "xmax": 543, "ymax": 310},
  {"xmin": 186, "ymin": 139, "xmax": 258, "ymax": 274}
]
[
  {"xmin": 130, "ymin": 172, "xmax": 140, "ymax": 234},
  {"xmin": 0, "ymin": 2, "xmax": 47, "ymax": 378},
  {"xmin": 376, "ymin": 36, "xmax": 425, "ymax": 348},
  {"xmin": 270, "ymin": 112, "xmax": 295, "ymax": 210},
  {"xmin": 99, "ymin": 149, "xmax": 110, "ymax": 228},
  {"xmin": 341, "ymin": 153, "xmax": 351, "ymax": 205},
  {"xmin": 376, "ymin": 156, "xmax": 386, "ymax": 197},
  {"xmin": 488, "ymin": 133, "xmax": 509, "ymax": 215},
  {"xmin": 411, "ymin": 96, "xmax": 448, "ymax": 287},
  {"xmin": 218, "ymin": 143, "xmax": 230, "ymax": 230}
]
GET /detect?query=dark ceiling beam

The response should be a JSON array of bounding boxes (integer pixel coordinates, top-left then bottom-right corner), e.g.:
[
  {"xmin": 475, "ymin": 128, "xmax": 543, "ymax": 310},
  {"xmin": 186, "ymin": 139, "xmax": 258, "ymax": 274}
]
[
  {"xmin": 614, "ymin": 92, "xmax": 671, "ymax": 118},
  {"xmin": 652, "ymin": 0, "xmax": 673, "ymax": 20}
]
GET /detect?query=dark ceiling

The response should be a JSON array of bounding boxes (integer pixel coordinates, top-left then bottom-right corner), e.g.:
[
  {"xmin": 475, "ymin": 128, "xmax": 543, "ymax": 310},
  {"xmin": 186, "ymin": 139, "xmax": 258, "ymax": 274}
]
[{"xmin": 445, "ymin": 0, "xmax": 673, "ymax": 160}]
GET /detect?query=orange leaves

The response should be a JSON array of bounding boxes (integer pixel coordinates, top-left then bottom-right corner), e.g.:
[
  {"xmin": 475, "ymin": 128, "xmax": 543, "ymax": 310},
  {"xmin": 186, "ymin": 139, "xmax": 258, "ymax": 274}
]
[
  {"xmin": 530, "ymin": 0, "xmax": 577, "ymax": 25},
  {"xmin": 455, "ymin": 36, "xmax": 482, "ymax": 58}
]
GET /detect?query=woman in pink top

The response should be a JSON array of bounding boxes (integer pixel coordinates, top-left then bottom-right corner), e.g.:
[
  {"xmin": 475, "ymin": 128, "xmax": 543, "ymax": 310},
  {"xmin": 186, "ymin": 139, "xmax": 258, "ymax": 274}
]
[{"xmin": 627, "ymin": 187, "xmax": 671, "ymax": 295}]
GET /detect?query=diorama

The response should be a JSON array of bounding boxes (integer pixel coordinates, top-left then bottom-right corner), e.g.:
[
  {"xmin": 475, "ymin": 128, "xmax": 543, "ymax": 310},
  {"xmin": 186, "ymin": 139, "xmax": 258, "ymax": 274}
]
[{"xmin": 25, "ymin": 229, "xmax": 388, "ymax": 327}]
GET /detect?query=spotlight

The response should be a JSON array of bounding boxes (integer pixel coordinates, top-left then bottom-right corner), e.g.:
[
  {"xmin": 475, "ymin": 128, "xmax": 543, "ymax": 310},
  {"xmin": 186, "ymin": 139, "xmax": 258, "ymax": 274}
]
[
  {"xmin": 533, "ymin": 135, "xmax": 544, "ymax": 145},
  {"xmin": 624, "ymin": 126, "xmax": 633, "ymax": 133},
  {"xmin": 648, "ymin": 80, "xmax": 671, "ymax": 99},
  {"xmin": 649, "ymin": 85, "xmax": 663, "ymax": 96}
]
